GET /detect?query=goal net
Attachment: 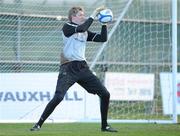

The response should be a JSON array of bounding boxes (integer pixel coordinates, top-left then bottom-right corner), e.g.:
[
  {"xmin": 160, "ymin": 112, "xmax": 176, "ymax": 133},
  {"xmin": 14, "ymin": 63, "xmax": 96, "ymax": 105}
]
[
  {"xmin": 0, "ymin": 0, "xmax": 178, "ymax": 123},
  {"xmin": 96, "ymin": 0, "xmax": 176, "ymax": 123}
]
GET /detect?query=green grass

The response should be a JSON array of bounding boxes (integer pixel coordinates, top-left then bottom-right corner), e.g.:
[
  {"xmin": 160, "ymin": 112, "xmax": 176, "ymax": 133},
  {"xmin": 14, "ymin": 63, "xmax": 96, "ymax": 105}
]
[{"xmin": 0, "ymin": 123, "xmax": 179, "ymax": 136}]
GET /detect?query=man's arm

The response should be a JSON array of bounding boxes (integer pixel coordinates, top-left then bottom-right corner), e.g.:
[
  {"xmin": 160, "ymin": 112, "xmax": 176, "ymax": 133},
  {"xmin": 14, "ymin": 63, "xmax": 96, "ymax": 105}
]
[
  {"xmin": 87, "ymin": 25, "xmax": 107, "ymax": 42},
  {"xmin": 62, "ymin": 18, "xmax": 94, "ymax": 37}
]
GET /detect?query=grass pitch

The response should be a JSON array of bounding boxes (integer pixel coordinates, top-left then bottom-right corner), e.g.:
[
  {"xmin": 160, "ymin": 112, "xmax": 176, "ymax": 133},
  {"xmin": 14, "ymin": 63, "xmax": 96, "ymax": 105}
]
[{"xmin": 0, "ymin": 123, "xmax": 179, "ymax": 136}]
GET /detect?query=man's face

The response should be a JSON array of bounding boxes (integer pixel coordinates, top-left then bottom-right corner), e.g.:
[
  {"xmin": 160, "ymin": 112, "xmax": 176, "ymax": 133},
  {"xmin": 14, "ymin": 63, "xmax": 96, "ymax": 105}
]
[{"xmin": 72, "ymin": 10, "xmax": 86, "ymax": 25}]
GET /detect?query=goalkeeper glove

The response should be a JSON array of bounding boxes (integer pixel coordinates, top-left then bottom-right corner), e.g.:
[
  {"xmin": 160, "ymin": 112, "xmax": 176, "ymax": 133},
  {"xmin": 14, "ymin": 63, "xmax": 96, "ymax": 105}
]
[{"xmin": 90, "ymin": 5, "xmax": 106, "ymax": 19}]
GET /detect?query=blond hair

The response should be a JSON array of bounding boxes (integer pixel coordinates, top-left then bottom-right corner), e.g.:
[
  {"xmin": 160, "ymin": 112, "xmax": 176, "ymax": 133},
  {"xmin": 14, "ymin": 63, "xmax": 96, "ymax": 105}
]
[{"xmin": 68, "ymin": 6, "xmax": 84, "ymax": 21}]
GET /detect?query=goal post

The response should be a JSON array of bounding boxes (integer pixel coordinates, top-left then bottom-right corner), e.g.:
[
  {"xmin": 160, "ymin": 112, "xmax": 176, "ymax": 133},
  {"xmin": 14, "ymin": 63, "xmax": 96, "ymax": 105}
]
[
  {"xmin": 172, "ymin": 0, "xmax": 178, "ymax": 124},
  {"xmin": 0, "ymin": 0, "xmax": 178, "ymax": 123}
]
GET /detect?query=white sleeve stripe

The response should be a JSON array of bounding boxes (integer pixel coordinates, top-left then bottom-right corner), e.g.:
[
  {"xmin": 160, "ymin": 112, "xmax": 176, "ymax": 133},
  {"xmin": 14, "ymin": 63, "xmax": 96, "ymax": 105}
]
[
  {"xmin": 66, "ymin": 22, "xmax": 77, "ymax": 33},
  {"xmin": 66, "ymin": 22, "xmax": 78, "ymax": 27},
  {"xmin": 92, "ymin": 34, "xmax": 98, "ymax": 41}
]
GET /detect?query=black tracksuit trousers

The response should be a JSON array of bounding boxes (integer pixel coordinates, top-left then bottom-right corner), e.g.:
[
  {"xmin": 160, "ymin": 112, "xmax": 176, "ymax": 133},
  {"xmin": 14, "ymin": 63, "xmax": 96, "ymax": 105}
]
[{"xmin": 37, "ymin": 61, "xmax": 110, "ymax": 129}]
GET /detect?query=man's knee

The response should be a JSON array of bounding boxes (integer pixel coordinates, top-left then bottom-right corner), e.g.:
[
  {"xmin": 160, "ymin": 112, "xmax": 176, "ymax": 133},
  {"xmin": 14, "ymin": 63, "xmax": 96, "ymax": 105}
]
[
  {"xmin": 98, "ymin": 89, "xmax": 110, "ymax": 100},
  {"xmin": 104, "ymin": 90, "xmax": 110, "ymax": 99},
  {"xmin": 53, "ymin": 93, "xmax": 64, "ymax": 103}
]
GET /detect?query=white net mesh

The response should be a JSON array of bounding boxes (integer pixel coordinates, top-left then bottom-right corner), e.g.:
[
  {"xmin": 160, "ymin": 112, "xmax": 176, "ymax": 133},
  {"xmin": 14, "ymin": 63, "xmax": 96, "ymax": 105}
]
[
  {"xmin": 99, "ymin": 0, "xmax": 173, "ymax": 121},
  {"xmin": 0, "ymin": 0, "xmax": 131, "ymax": 72},
  {"xmin": 0, "ymin": 0, "xmax": 179, "ymax": 122}
]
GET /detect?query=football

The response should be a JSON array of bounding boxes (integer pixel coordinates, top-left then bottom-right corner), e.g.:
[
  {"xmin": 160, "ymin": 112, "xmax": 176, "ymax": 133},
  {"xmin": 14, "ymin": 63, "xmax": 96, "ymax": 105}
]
[{"xmin": 97, "ymin": 9, "xmax": 113, "ymax": 23}]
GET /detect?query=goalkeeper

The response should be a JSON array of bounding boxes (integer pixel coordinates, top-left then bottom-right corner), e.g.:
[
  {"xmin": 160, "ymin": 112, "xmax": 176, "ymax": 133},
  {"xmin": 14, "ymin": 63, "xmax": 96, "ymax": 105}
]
[{"xmin": 30, "ymin": 6, "xmax": 117, "ymax": 132}]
